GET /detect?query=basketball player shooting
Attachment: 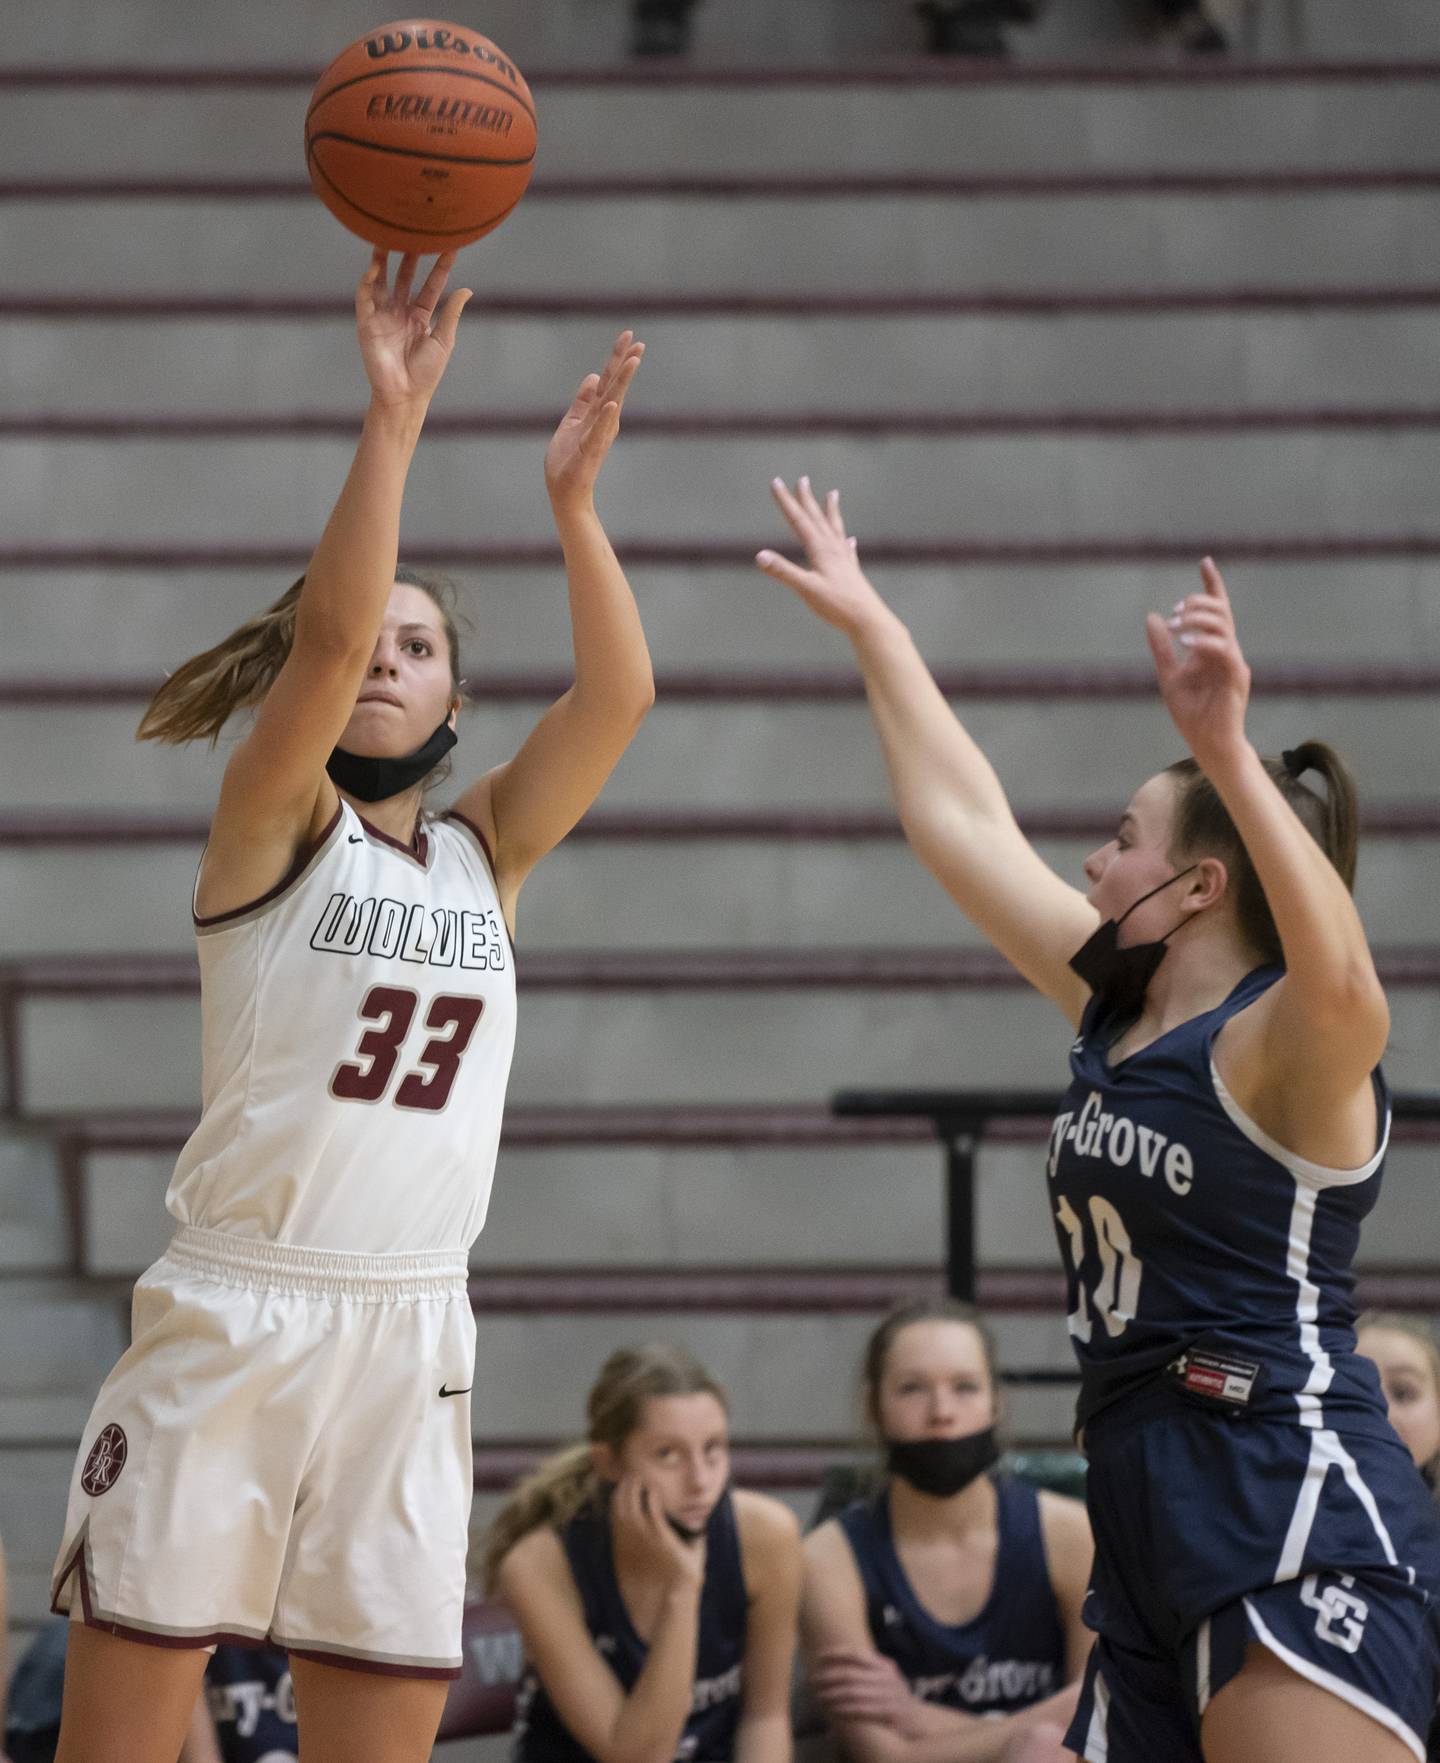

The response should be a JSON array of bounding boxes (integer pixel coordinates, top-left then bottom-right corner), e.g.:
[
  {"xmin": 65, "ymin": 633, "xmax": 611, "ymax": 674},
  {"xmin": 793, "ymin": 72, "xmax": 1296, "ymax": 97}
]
[{"xmin": 46, "ymin": 251, "xmax": 654, "ymax": 1763}]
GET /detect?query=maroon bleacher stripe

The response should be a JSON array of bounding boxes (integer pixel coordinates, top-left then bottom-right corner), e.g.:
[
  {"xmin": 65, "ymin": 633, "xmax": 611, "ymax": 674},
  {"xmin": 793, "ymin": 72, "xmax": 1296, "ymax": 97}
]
[
  {"xmin": 9, "ymin": 803, "xmax": 1440, "ymax": 848},
  {"xmin": 9, "ymin": 804, "xmax": 1440, "ymax": 849},
  {"xmin": 8, "ymin": 406, "xmax": 1440, "ymax": 440},
  {"xmin": 7, "ymin": 288, "xmax": 1440, "ymax": 320},
  {"xmin": 5, "ymin": 537, "xmax": 1440, "ymax": 570},
  {"xmin": 47, "ymin": 1104, "xmax": 934, "ymax": 1153},
  {"xmin": 466, "ymin": 1265, "xmax": 959, "ymax": 1313},
  {"xmin": 3, "ymin": 59, "xmax": 1440, "ymax": 90},
  {"xmin": 17, "ymin": 946, "xmax": 1440, "ymax": 992},
  {"xmin": 7, "ymin": 662, "xmax": 1440, "ymax": 709},
  {"xmin": 7, "ymin": 170, "xmax": 1440, "ymax": 201},
  {"xmin": 461, "ymin": 1262, "xmax": 1440, "ymax": 1315},
  {"xmin": 45, "ymin": 1106, "xmax": 1440, "ymax": 1157}
]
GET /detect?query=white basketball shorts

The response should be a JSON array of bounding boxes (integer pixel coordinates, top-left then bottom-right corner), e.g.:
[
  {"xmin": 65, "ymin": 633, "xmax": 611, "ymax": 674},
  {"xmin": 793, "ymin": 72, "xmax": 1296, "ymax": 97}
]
[{"xmin": 51, "ymin": 1225, "xmax": 476, "ymax": 1678}]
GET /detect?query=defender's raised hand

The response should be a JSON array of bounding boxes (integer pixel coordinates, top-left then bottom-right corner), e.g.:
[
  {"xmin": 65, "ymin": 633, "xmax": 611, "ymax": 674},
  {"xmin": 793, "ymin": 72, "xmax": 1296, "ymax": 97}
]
[
  {"xmin": 355, "ymin": 249, "xmax": 471, "ymax": 409},
  {"xmin": 1145, "ymin": 557, "xmax": 1252, "ymax": 766},
  {"xmin": 756, "ymin": 476, "xmax": 890, "ymax": 639},
  {"xmin": 545, "ymin": 331, "xmax": 645, "ymax": 513}
]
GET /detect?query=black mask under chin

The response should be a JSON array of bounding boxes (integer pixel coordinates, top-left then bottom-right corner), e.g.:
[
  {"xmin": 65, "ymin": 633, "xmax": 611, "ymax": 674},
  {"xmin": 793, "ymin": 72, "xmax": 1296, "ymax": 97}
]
[
  {"xmin": 1069, "ymin": 865, "xmax": 1198, "ymax": 1022},
  {"xmin": 326, "ymin": 718, "xmax": 457, "ymax": 803},
  {"xmin": 885, "ymin": 1428, "xmax": 1001, "ymax": 1500}
]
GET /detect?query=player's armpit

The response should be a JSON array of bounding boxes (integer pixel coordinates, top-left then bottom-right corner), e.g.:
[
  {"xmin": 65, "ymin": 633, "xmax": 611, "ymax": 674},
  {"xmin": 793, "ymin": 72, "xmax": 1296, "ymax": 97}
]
[{"xmin": 1211, "ymin": 979, "xmax": 1387, "ymax": 1173}]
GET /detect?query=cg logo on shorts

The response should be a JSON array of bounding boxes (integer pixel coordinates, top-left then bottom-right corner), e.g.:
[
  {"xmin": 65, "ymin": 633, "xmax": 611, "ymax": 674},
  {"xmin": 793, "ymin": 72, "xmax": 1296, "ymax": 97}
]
[
  {"xmin": 1299, "ymin": 1572, "xmax": 1370, "ymax": 1654},
  {"xmin": 80, "ymin": 1423, "xmax": 128, "ymax": 1496}
]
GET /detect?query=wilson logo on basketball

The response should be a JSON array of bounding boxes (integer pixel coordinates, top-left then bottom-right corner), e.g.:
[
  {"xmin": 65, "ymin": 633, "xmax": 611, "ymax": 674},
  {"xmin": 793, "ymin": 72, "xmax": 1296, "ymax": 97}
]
[
  {"xmin": 80, "ymin": 1423, "xmax": 128, "ymax": 1496},
  {"xmin": 364, "ymin": 26, "xmax": 523, "ymax": 88}
]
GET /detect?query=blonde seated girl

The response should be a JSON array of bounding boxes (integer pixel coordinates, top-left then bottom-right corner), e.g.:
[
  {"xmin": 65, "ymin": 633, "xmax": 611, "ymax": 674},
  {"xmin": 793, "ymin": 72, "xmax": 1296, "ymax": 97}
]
[{"xmin": 485, "ymin": 1345, "xmax": 804, "ymax": 1763}]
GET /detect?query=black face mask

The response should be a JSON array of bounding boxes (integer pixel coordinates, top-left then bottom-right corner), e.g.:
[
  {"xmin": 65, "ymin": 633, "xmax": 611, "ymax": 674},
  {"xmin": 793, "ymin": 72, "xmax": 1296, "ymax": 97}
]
[
  {"xmin": 1069, "ymin": 865, "xmax": 1198, "ymax": 1021},
  {"xmin": 885, "ymin": 1428, "xmax": 1001, "ymax": 1499},
  {"xmin": 326, "ymin": 718, "xmax": 457, "ymax": 803}
]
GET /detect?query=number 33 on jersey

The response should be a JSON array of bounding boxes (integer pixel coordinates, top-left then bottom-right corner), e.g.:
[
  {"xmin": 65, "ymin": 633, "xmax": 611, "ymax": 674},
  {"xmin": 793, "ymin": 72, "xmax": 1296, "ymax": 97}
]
[{"xmin": 168, "ymin": 801, "xmax": 518, "ymax": 1253}]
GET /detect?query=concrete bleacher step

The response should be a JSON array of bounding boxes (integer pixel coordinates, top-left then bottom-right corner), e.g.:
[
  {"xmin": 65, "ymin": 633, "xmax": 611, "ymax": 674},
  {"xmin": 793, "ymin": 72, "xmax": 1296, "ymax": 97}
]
[
  {"xmin": 0, "ymin": 1280, "xmax": 128, "ymax": 1405},
  {"xmin": 14, "ymin": 0, "xmax": 1440, "ymax": 65},
  {"xmin": 1, "ymin": 1444, "xmax": 74, "ymax": 1627},
  {"xmin": 9, "ymin": 817, "xmax": 1440, "ymax": 954},
  {"xmin": 0, "ymin": 1127, "xmax": 69, "ymax": 1272},
  {"xmin": 7, "ymin": 558, "xmax": 1440, "ymax": 683},
  {"xmin": 4, "ymin": 684, "xmax": 1438, "ymax": 814},
  {"xmin": 0, "ymin": 1256, "xmax": 1085, "ymax": 1444},
  {"xmin": 467, "ymin": 1304, "xmax": 1075, "ymax": 1439},
  {"xmin": 13, "ymin": 955, "xmax": 1440, "ymax": 1108},
  {"xmin": 65, "ymin": 1118, "xmax": 1038, "ymax": 1277},
  {"xmin": 10, "ymin": 311, "xmax": 1440, "ymax": 418},
  {"xmin": 0, "ymin": 819, "xmax": 1066, "ymax": 956},
  {"xmin": 9, "ymin": 59, "xmax": 1440, "ymax": 181},
  {"xmin": 61, "ymin": 1108, "xmax": 1440, "ymax": 1282},
  {"xmin": 7, "ymin": 428, "xmax": 1439, "ymax": 548},
  {"xmin": 0, "ymin": 1265, "xmax": 1075, "ymax": 1442},
  {"xmin": 11, "ymin": 189, "xmax": 1440, "ymax": 297},
  {"xmin": 13, "ymin": 0, "xmax": 1433, "ymax": 67}
]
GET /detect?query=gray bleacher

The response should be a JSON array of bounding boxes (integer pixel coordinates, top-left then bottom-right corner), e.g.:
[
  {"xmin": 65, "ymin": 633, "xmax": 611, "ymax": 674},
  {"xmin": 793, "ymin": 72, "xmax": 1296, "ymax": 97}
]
[{"xmin": 4, "ymin": 0, "xmax": 1440, "ymax": 1709}]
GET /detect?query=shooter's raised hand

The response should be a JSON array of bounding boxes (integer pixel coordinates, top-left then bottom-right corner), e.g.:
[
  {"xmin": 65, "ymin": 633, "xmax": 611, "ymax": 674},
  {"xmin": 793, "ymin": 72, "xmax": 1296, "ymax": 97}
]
[
  {"xmin": 545, "ymin": 331, "xmax": 646, "ymax": 514},
  {"xmin": 355, "ymin": 249, "xmax": 471, "ymax": 410}
]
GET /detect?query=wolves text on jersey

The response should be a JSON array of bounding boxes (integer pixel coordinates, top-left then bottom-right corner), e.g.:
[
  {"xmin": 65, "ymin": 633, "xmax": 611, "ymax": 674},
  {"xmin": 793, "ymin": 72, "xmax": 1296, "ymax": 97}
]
[
  {"xmin": 1048, "ymin": 1089, "xmax": 1195, "ymax": 1196},
  {"xmin": 310, "ymin": 891, "xmax": 507, "ymax": 971}
]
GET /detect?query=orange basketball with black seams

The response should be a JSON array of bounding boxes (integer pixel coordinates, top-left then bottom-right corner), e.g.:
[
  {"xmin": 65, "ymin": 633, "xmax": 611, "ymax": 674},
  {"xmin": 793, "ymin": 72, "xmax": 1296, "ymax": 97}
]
[{"xmin": 305, "ymin": 19, "xmax": 537, "ymax": 253}]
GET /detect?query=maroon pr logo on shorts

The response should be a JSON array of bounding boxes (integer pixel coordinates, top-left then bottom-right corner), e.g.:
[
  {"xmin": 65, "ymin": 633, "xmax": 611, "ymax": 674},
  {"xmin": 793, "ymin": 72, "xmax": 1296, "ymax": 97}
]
[{"xmin": 81, "ymin": 1423, "xmax": 128, "ymax": 1496}]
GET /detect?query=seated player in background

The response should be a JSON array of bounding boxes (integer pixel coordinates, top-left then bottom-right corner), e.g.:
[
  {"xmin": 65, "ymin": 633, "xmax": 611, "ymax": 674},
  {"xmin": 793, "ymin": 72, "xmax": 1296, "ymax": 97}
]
[
  {"xmin": 189, "ymin": 1646, "xmax": 298, "ymax": 1763},
  {"xmin": 803, "ymin": 1299, "xmax": 1090, "ymax": 1763},
  {"xmin": 484, "ymin": 1344, "xmax": 803, "ymax": 1763},
  {"xmin": 1357, "ymin": 1313, "xmax": 1440, "ymax": 1497}
]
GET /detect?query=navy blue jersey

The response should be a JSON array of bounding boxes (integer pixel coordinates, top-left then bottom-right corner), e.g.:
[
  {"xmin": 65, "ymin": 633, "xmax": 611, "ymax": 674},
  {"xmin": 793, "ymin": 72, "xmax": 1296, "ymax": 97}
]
[
  {"xmin": 1048, "ymin": 965, "xmax": 1392, "ymax": 1435},
  {"xmin": 204, "ymin": 1647, "xmax": 297, "ymax": 1763},
  {"xmin": 838, "ymin": 1475, "xmax": 1067, "ymax": 1714},
  {"xmin": 512, "ymin": 1491, "xmax": 748, "ymax": 1763}
]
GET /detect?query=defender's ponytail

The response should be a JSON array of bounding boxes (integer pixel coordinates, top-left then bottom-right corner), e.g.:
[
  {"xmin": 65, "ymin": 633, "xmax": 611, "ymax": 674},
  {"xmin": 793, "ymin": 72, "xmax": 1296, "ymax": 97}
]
[{"xmin": 1165, "ymin": 740, "xmax": 1360, "ymax": 963}]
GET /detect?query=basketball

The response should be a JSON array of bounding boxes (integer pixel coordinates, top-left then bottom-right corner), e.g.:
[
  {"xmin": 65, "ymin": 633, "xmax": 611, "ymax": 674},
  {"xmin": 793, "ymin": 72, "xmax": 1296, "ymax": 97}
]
[{"xmin": 304, "ymin": 19, "xmax": 537, "ymax": 253}]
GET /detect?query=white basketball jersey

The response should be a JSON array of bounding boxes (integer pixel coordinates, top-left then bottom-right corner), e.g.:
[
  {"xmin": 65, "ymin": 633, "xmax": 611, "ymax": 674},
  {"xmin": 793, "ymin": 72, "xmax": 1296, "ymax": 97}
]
[{"xmin": 166, "ymin": 798, "xmax": 518, "ymax": 1253}]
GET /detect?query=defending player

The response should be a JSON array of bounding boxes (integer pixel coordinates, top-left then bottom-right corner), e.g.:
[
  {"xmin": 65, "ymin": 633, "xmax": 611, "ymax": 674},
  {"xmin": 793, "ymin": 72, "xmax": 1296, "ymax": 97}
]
[
  {"xmin": 755, "ymin": 479, "xmax": 1440, "ymax": 1763},
  {"xmin": 483, "ymin": 1344, "xmax": 803, "ymax": 1763},
  {"xmin": 48, "ymin": 250, "xmax": 655, "ymax": 1763}
]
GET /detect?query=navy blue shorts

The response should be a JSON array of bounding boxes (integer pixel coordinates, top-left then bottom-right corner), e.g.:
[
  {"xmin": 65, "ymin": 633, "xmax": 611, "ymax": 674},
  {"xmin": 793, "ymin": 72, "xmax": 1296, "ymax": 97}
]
[{"xmin": 1062, "ymin": 1389, "xmax": 1440, "ymax": 1762}]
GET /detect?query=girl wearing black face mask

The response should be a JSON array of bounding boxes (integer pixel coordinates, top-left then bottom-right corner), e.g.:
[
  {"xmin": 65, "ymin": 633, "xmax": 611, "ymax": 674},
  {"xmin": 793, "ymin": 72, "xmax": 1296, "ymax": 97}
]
[
  {"xmin": 758, "ymin": 488, "xmax": 1440, "ymax": 1763},
  {"xmin": 803, "ymin": 1301, "xmax": 1092, "ymax": 1763}
]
